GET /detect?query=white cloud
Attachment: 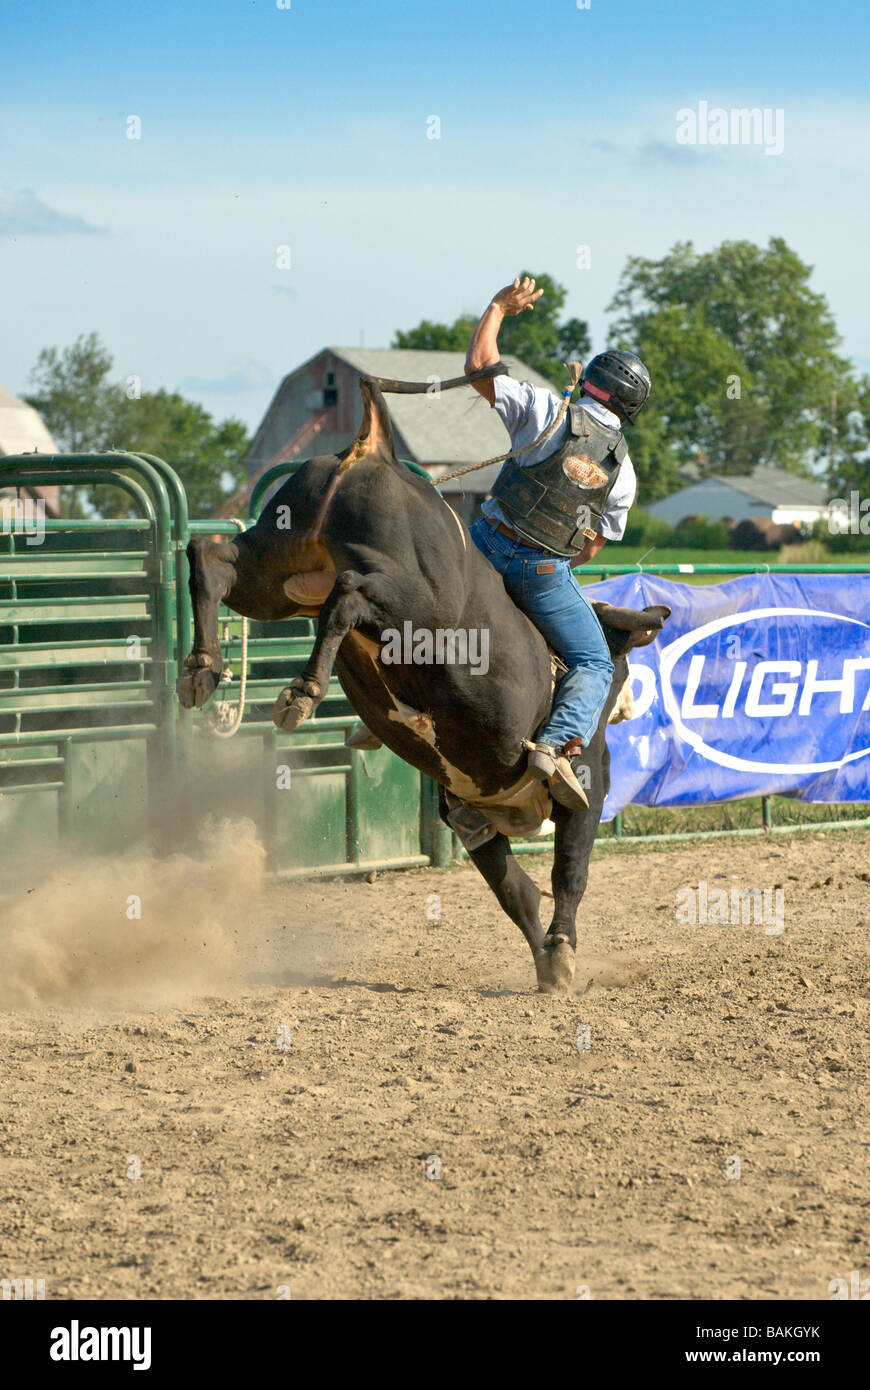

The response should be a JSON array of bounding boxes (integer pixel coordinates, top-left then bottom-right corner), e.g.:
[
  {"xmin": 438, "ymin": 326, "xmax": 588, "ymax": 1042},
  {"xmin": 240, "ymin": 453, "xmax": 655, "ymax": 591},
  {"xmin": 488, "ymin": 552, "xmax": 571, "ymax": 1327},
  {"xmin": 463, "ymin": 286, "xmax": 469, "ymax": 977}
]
[
  {"xmin": 179, "ymin": 361, "xmax": 276, "ymax": 394},
  {"xmin": 2, "ymin": 147, "xmax": 868, "ymax": 431},
  {"xmin": 0, "ymin": 188, "xmax": 107, "ymax": 237}
]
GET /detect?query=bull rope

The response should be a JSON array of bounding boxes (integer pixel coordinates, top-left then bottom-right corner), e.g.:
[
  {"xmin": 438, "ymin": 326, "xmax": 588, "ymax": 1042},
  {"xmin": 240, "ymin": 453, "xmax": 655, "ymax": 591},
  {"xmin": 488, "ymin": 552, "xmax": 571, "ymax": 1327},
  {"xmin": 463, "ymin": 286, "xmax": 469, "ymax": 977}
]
[
  {"xmin": 210, "ymin": 517, "xmax": 249, "ymax": 739},
  {"xmin": 366, "ymin": 360, "xmax": 584, "ymax": 485}
]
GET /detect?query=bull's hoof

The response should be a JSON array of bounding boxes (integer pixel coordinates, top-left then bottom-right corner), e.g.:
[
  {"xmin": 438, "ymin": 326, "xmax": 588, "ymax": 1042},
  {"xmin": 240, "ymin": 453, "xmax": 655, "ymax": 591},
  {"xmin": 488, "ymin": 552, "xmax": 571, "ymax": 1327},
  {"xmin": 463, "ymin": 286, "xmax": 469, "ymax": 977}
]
[
  {"xmin": 272, "ymin": 676, "xmax": 321, "ymax": 732},
  {"xmin": 535, "ymin": 934, "xmax": 576, "ymax": 994},
  {"xmin": 177, "ymin": 656, "xmax": 221, "ymax": 709}
]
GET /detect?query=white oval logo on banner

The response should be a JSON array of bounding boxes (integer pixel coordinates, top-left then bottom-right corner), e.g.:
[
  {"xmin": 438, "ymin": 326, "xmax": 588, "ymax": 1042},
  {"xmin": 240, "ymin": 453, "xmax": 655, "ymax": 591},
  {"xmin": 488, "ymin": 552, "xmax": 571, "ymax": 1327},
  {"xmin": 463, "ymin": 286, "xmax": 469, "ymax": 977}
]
[{"xmin": 658, "ymin": 607, "xmax": 870, "ymax": 774}]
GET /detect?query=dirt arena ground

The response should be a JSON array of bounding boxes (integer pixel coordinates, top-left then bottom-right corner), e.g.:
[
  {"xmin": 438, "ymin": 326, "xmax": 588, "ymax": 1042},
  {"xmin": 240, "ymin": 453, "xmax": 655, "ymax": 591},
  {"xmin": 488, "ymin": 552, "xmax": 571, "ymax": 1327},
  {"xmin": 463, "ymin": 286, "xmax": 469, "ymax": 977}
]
[{"xmin": 1, "ymin": 824, "xmax": 867, "ymax": 1301}]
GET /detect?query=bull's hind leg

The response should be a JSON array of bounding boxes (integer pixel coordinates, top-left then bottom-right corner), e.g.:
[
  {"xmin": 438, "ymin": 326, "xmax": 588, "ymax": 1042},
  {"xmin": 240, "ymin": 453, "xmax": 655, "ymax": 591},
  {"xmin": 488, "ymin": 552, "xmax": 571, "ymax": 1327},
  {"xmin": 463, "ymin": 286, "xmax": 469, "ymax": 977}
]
[
  {"xmin": 273, "ymin": 569, "xmax": 393, "ymax": 732},
  {"xmin": 465, "ymin": 831, "xmax": 547, "ymax": 967},
  {"xmin": 537, "ymin": 743, "xmax": 609, "ymax": 992}
]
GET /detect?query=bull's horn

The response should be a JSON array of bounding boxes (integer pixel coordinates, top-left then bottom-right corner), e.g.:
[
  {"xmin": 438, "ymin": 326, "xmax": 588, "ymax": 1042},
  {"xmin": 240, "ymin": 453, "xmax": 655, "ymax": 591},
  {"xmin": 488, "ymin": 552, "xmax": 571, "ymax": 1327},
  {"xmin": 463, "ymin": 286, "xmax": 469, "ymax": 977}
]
[{"xmin": 342, "ymin": 375, "xmax": 396, "ymax": 468}]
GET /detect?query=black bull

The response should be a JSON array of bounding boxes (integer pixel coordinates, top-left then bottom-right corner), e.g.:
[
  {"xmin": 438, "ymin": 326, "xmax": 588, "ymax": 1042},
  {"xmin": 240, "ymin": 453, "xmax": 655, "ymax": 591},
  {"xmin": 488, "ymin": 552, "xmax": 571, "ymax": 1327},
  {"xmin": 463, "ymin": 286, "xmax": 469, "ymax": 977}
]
[{"xmin": 178, "ymin": 378, "xmax": 670, "ymax": 991}]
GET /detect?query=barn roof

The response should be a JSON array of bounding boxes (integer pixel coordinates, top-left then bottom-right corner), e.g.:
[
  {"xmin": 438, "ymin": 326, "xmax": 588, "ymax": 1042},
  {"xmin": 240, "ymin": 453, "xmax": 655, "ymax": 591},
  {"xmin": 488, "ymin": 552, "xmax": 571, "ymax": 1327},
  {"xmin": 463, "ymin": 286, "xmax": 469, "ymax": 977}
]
[{"xmin": 243, "ymin": 347, "xmax": 561, "ymax": 498}]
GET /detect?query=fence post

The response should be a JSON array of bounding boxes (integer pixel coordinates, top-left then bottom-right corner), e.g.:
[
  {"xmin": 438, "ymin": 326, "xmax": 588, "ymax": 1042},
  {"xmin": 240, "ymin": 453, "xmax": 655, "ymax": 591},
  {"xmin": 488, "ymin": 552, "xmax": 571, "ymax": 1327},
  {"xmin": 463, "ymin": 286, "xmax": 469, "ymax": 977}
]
[{"xmin": 420, "ymin": 774, "xmax": 452, "ymax": 866}]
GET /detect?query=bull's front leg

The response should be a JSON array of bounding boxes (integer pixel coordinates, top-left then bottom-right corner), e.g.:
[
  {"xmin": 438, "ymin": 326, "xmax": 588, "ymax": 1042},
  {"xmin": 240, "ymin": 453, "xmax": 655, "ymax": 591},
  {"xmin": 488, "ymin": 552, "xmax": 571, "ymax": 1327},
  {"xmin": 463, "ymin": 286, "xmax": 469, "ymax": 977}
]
[
  {"xmin": 177, "ymin": 536, "xmax": 242, "ymax": 708},
  {"xmin": 536, "ymin": 743, "xmax": 609, "ymax": 993},
  {"xmin": 272, "ymin": 569, "xmax": 392, "ymax": 732}
]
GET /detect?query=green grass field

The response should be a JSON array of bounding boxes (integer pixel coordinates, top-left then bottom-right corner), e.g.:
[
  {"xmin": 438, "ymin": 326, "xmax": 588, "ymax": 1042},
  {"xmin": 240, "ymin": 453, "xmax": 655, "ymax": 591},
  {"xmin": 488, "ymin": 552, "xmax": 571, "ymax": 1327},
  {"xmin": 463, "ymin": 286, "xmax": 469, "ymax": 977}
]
[
  {"xmin": 610, "ymin": 546, "xmax": 742, "ymax": 567},
  {"xmin": 606, "ymin": 795, "xmax": 869, "ymax": 840},
  {"xmin": 576, "ymin": 547, "xmax": 765, "ymax": 585}
]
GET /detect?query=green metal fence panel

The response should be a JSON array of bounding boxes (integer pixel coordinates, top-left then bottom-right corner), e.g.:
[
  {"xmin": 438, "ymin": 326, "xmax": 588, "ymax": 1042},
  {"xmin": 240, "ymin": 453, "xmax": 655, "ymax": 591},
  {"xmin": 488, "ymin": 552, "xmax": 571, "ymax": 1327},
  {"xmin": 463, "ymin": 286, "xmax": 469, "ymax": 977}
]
[
  {"xmin": 184, "ymin": 484, "xmax": 432, "ymax": 875},
  {"xmin": 0, "ymin": 453, "xmax": 182, "ymax": 856}
]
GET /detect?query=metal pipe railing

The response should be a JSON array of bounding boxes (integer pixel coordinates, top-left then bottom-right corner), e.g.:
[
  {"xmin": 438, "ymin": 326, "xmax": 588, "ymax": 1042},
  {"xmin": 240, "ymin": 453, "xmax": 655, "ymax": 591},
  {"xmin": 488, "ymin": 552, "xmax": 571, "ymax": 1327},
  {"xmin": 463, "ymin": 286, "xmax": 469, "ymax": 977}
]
[
  {"xmin": 0, "ymin": 453, "xmax": 182, "ymax": 826},
  {"xmin": 578, "ymin": 561, "xmax": 870, "ymax": 575}
]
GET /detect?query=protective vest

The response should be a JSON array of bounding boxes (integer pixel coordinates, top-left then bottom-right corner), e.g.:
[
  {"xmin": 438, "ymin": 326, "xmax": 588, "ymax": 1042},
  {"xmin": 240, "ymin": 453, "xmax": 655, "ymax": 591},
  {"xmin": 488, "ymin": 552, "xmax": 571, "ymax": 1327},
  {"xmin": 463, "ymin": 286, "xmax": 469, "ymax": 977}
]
[{"xmin": 490, "ymin": 403, "xmax": 627, "ymax": 557}]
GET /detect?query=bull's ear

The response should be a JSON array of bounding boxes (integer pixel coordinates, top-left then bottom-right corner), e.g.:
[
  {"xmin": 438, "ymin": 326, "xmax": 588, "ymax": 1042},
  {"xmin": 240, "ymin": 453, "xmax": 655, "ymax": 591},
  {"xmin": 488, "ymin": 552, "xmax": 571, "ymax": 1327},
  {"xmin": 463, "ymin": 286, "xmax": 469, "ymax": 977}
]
[{"xmin": 342, "ymin": 376, "xmax": 396, "ymax": 468}]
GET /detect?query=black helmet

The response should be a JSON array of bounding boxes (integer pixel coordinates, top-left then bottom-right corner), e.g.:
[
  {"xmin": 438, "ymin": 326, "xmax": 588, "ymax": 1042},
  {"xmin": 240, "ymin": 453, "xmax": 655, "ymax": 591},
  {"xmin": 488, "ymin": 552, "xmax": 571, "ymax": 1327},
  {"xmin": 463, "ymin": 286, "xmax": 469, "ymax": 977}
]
[{"xmin": 581, "ymin": 350, "xmax": 650, "ymax": 424}]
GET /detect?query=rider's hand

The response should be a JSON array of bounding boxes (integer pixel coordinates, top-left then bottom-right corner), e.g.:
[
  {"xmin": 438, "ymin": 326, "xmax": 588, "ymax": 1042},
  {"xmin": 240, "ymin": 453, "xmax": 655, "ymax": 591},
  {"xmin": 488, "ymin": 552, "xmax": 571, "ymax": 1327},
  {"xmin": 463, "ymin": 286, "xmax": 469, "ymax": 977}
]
[{"xmin": 491, "ymin": 276, "xmax": 544, "ymax": 316}]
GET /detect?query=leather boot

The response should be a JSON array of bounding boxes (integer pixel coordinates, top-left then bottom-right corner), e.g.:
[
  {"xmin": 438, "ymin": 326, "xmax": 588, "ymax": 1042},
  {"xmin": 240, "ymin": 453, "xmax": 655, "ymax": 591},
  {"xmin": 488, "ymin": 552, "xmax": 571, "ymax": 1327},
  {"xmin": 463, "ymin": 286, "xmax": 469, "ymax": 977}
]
[{"xmin": 524, "ymin": 741, "xmax": 589, "ymax": 812}]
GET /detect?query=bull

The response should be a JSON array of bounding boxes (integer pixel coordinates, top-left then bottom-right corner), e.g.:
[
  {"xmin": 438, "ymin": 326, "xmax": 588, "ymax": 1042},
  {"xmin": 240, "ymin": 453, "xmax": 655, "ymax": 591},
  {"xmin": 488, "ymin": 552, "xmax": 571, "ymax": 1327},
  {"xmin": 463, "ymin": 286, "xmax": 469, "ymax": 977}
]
[{"xmin": 178, "ymin": 377, "xmax": 669, "ymax": 992}]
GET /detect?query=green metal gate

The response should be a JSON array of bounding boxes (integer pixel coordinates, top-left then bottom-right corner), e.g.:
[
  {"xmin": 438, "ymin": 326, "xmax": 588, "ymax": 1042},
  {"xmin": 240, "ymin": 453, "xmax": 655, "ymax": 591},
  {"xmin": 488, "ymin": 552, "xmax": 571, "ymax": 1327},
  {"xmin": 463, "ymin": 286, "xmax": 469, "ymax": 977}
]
[
  {"xmin": 0, "ymin": 452, "xmax": 443, "ymax": 874},
  {"xmin": 0, "ymin": 453, "xmax": 187, "ymax": 856}
]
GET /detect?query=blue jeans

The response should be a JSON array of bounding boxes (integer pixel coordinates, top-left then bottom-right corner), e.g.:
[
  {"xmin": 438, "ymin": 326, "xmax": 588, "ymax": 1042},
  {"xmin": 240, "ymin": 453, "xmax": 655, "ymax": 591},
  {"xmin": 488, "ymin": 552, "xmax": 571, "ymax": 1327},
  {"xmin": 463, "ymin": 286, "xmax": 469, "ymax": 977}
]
[{"xmin": 470, "ymin": 516, "xmax": 614, "ymax": 747}]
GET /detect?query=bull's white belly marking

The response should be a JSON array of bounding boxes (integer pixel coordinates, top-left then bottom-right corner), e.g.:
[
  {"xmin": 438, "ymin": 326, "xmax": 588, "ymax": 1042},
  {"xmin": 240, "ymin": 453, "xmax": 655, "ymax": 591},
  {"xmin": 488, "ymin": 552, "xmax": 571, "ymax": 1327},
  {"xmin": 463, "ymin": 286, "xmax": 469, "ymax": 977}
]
[{"xmin": 608, "ymin": 673, "xmax": 636, "ymax": 724}]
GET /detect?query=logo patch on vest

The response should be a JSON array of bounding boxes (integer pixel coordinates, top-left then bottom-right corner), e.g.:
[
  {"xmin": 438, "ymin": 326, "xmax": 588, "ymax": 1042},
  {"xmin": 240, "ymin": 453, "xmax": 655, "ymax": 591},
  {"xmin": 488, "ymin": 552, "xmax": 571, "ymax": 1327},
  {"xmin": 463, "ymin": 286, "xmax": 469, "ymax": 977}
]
[{"xmin": 562, "ymin": 454, "xmax": 608, "ymax": 488}]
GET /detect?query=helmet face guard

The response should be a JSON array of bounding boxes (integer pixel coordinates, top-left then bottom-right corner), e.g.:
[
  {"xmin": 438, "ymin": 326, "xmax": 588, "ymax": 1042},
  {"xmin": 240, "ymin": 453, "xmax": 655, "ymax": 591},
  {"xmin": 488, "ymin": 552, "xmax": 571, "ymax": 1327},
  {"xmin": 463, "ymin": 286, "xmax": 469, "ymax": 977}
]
[{"xmin": 581, "ymin": 351, "xmax": 651, "ymax": 425}]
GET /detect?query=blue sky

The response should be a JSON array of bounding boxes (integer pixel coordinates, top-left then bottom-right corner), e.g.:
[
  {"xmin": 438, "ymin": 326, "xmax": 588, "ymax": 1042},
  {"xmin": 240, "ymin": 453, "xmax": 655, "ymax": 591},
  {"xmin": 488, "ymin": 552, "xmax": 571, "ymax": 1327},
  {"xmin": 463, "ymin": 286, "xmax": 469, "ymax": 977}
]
[{"xmin": 2, "ymin": 0, "xmax": 869, "ymax": 432}]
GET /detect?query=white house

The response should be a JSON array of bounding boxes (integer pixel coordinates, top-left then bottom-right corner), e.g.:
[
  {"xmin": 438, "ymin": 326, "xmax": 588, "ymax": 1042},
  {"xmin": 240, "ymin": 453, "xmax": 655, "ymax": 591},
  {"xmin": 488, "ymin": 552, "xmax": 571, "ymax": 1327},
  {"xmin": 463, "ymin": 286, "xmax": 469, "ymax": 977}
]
[
  {"xmin": 644, "ymin": 465, "xmax": 830, "ymax": 528},
  {"xmin": 0, "ymin": 385, "xmax": 59, "ymax": 517}
]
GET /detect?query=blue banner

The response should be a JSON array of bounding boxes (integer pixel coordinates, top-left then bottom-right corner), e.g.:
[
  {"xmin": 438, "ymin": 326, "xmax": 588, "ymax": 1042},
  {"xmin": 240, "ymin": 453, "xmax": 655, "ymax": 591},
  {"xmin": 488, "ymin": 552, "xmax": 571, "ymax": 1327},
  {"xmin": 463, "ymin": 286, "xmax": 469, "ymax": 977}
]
[{"xmin": 587, "ymin": 572, "xmax": 870, "ymax": 818}]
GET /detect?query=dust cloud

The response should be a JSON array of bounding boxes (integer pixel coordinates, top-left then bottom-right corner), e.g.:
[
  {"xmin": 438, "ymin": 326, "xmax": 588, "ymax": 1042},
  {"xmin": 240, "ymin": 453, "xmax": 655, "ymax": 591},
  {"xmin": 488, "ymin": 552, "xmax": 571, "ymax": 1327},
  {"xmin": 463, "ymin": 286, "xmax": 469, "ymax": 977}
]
[{"xmin": 0, "ymin": 817, "xmax": 266, "ymax": 1010}]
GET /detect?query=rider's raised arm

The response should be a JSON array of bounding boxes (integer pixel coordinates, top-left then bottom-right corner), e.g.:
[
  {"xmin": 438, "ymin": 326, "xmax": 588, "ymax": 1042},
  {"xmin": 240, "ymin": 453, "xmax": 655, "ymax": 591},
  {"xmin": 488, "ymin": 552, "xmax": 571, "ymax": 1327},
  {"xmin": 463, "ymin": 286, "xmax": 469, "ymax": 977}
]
[
  {"xmin": 464, "ymin": 304, "xmax": 503, "ymax": 404},
  {"xmin": 465, "ymin": 276, "xmax": 543, "ymax": 403}
]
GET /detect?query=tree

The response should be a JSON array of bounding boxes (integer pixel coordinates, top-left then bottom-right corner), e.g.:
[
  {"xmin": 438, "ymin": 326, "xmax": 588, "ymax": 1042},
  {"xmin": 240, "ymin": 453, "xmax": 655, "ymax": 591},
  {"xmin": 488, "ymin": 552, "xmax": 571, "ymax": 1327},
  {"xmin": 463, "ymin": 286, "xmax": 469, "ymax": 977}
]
[
  {"xmin": 25, "ymin": 334, "xmax": 249, "ymax": 517},
  {"xmin": 821, "ymin": 374, "xmax": 870, "ymax": 551},
  {"xmin": 392, "ymin": 316, "xmax": 476, "ymax": 354},
  {"xmin": 607, "ymin": 238, "xmax": 853, "ymax": 498},
  {"xmin": 827, "ymin": 374, "xmax": 870, "ymax": 497},
  {"xmin": 393, "ymin": 272, "xmax": 591, "ymax": 386},
  {"xmin": 26, "ymin": 332, "xmax": 125, "ymax": 454},
  {"xmin": 98, "ymin": 390, "xmax": 248, "ymax": 519}
]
